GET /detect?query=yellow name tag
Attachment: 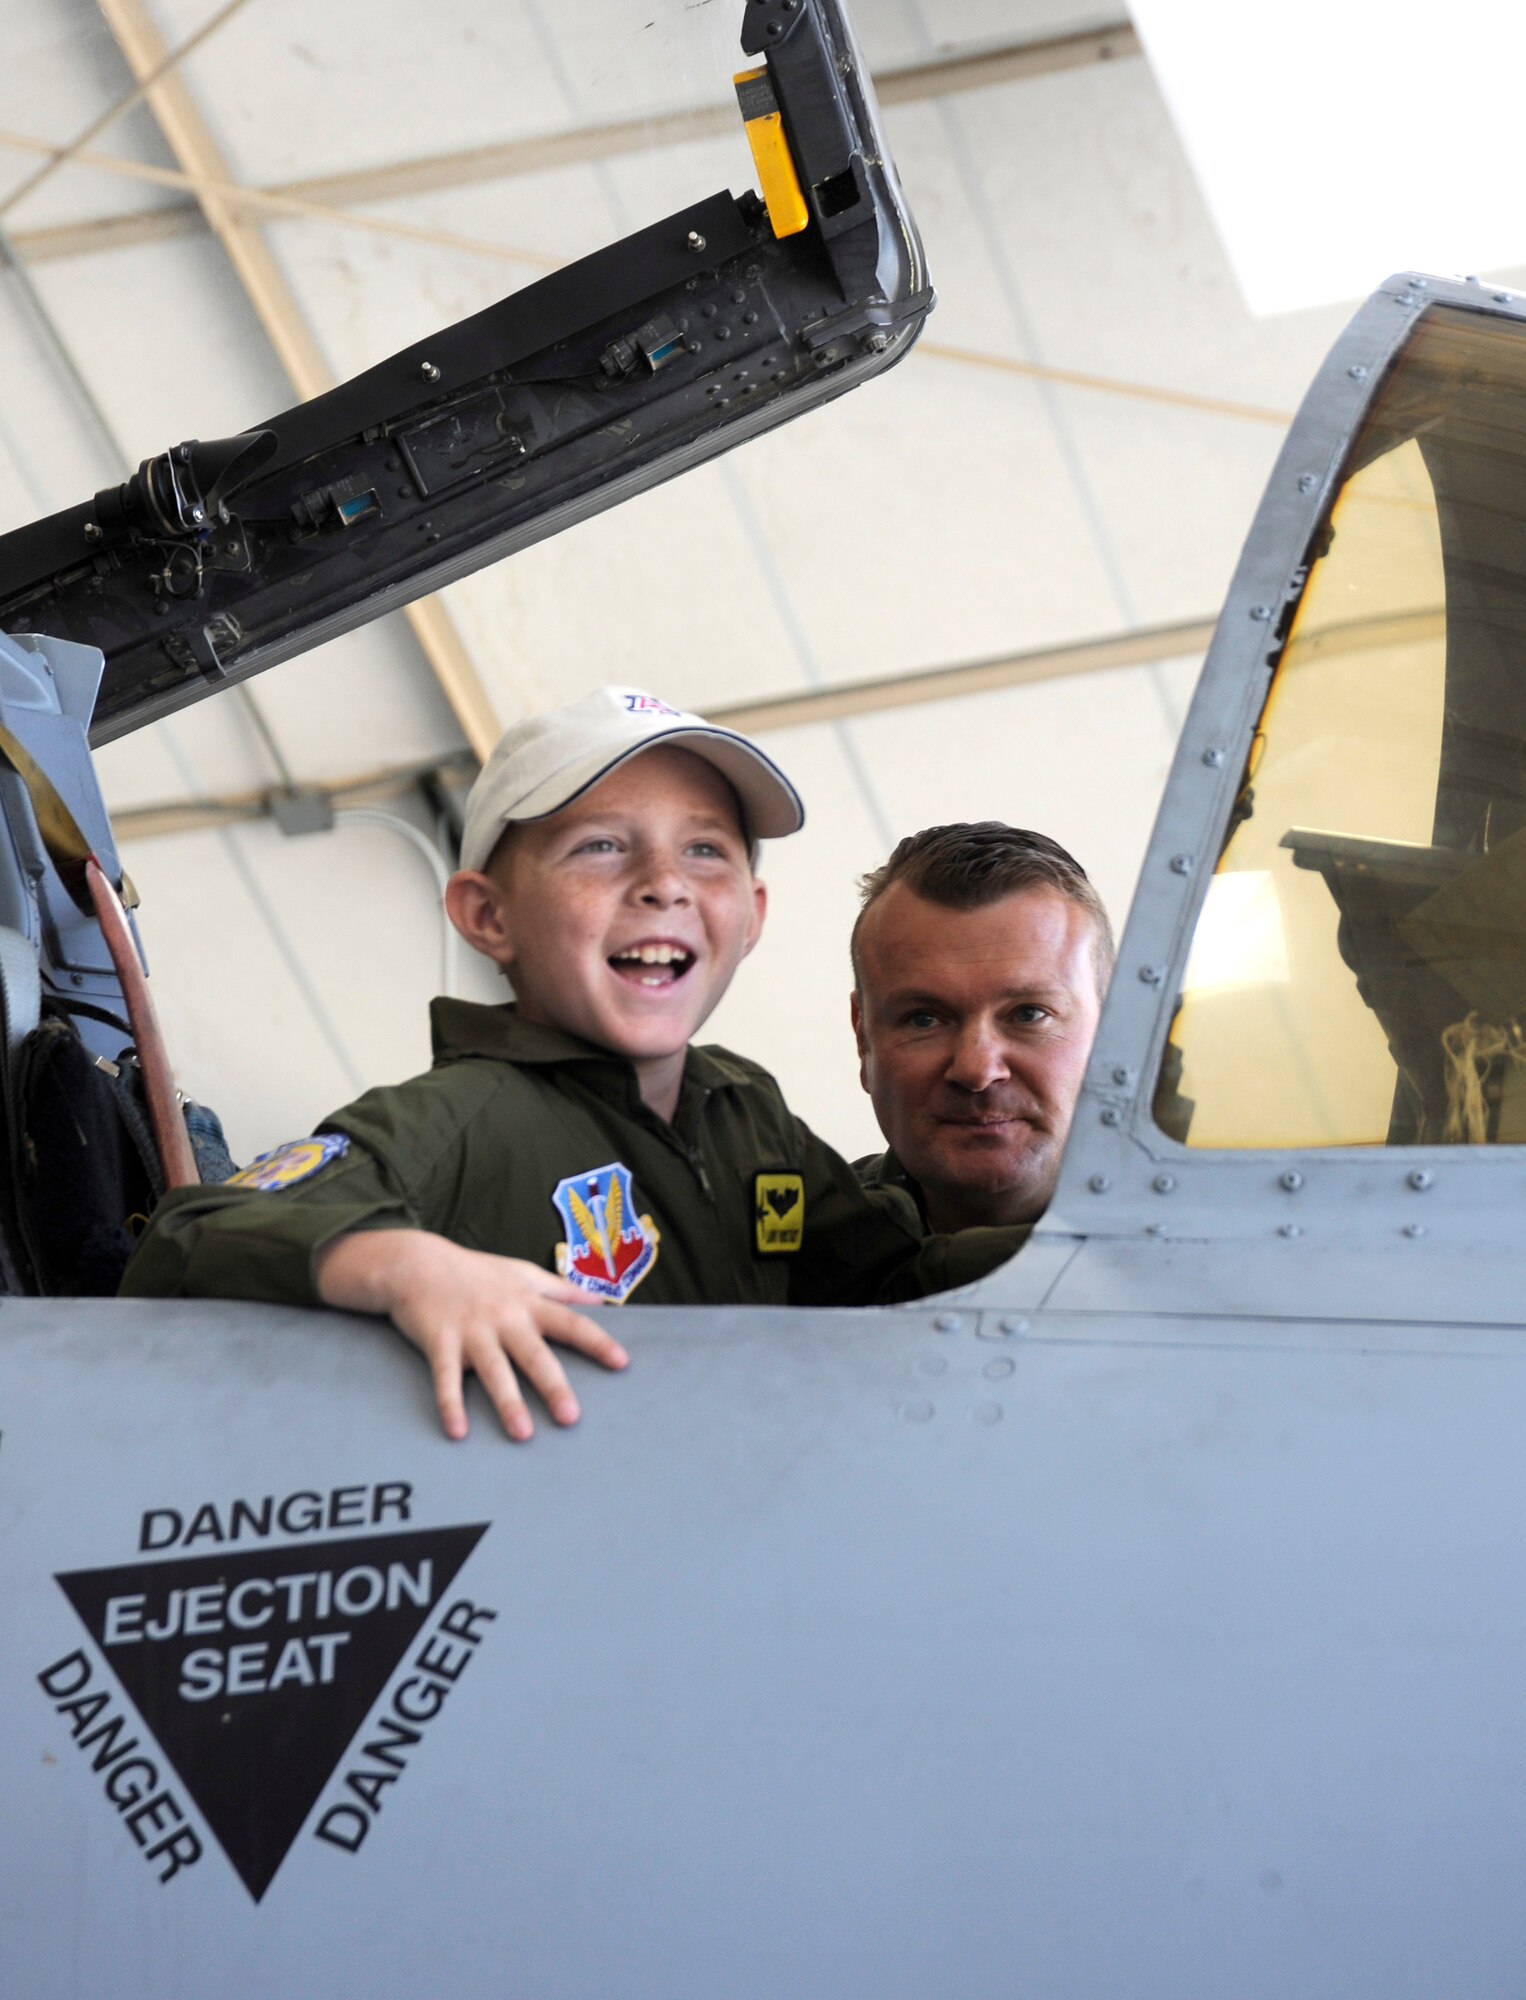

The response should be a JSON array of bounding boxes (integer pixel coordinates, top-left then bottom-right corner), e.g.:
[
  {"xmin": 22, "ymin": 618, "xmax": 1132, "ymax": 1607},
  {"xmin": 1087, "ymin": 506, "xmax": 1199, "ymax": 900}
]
[{"xmin": 754, "ymin": 1172, "xmax": 804, "ymax": 1255}]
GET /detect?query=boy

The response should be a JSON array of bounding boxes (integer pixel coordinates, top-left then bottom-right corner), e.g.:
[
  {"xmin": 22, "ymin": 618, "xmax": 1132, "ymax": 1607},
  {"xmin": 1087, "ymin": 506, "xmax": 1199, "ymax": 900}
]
[{"xmin": 122, "ymin": 688, "xmax": 1023, "ymax": 1438}]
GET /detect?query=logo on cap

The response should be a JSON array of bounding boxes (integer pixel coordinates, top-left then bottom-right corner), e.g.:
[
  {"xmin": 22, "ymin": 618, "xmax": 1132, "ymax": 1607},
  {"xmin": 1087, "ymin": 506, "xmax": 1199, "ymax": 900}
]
[
  {"xmin": 551, "ymin": 1161, "xmax": 660, "ymax": 1302},
  {"xmin": 622, "ymin": 694, "xmax": 682, "ymax": 717}
]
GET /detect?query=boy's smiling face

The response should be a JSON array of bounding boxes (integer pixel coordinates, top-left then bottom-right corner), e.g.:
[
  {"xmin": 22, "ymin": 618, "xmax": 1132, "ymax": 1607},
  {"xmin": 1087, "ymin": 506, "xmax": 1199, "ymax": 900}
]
[{"xmin": 464, "ymin": 745, "xmax": 766, "ymax": 1079}]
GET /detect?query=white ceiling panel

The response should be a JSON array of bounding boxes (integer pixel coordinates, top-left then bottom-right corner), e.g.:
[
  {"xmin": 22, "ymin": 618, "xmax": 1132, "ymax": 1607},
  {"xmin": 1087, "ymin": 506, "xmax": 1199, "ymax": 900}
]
[
  {"xmin": 0, "ymin": 111, "xmax": 181, "ymax": 231},
  {"xmin": 0, "ymin": 0, "xmax": 178, "ymax": 222},
  {"xmin": 148, "ymin": 0, "xmax": 575, "ymax": 181},
  {"xmin": 901, "ymin": 0, "xmax": 1117, "ymax": 47},
  {"xmin": 0, "ymin": 283, "xmax": 118, "ymax": 516},
  {"xmin": 148, "ymin": 0, "xmax": 748, "ymax": 185},
  {"xmin": 232, "ymin": 616, "xmax": 463, "ymax": 781},
  {"xmin": 873, "ymin": 98, "xmax": 1032, "ymax": 354},
  {"xmin": 441, "ymin": 456, "xmax": 814, "ymax": 724},
  {"xmin": 721, "ymin": 345, "xmax": 1127, "ymax": 672},
  {"xmin": 1049, "ymin": 386, "xmax": 1286, "ymax": 630},
  {"xmin": 947, "ymin": 59, "xmax": 1350, "ymax": 407},
  {"xmin": 25, "ymin": 230, "xmax": 291, "ymax": 452},
  {"xmin": 847, "ymin": 654, "xmax": 1196, "ymax": 930},
  {"xmin": 99, "ymin": 683, "xmax": 277, "ymax": 805}
]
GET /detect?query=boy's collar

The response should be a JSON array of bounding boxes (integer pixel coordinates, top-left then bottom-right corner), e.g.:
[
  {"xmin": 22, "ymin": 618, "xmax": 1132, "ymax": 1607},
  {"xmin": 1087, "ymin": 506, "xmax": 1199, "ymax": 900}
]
[
  {"xmin": 427, "ymin": 997, "xmax": 753, "ymax": 1090},
  {"xmin": 430, "ymin": 997, "xmax": 606, "ymax": 1066}
]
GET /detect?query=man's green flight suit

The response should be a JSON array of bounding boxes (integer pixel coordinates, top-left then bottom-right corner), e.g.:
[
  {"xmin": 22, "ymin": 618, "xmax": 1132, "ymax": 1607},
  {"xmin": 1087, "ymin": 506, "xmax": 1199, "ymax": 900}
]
[
  {"xmin": 121, "ymin": 1001, "xmax": 1027, "ymax": 1310},
  {"xmin": 853, "ymin": 1147, "xmax": 926, "ymax": 1221}
]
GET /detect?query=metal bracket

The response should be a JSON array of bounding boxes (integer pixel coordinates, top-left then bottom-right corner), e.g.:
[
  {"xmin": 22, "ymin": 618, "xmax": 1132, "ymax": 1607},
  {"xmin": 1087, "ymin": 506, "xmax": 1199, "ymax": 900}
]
[{"xmin": 800, "ymin": 286, "xmax": 935, "ymax": 361}]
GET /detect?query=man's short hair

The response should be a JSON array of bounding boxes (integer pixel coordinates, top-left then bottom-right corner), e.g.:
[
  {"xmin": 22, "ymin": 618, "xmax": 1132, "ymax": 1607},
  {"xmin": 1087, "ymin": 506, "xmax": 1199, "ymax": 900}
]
[{"xmin": 851, "ymin": 822, "xmax": 1115, "ymax": 996}]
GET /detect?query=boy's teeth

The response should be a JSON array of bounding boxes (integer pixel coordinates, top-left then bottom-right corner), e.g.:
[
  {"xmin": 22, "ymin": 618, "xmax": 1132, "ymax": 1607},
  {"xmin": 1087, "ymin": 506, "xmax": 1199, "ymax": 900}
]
[{"xmin": 615, "ymin": 944, "xmax": 688, "ymax": 966}]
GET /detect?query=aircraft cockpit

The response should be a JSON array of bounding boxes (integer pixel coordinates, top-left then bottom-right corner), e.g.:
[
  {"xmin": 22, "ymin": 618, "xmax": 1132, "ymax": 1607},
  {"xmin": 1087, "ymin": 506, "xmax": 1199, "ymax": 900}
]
[
  {"xmin": 1160, "ymin": 305, "xmax": 1526, "ymax": 1151},
  {"xmin": 5, "ymin": 5, "xmax": 1526, "ymax": 1992}
]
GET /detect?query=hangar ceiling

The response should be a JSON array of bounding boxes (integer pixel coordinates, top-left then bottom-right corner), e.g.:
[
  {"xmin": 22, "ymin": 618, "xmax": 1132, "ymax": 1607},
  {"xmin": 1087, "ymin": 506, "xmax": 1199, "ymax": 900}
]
[{"xmin": 0, "ymin": 0, "xmax": 1465, "ymax": 1161}]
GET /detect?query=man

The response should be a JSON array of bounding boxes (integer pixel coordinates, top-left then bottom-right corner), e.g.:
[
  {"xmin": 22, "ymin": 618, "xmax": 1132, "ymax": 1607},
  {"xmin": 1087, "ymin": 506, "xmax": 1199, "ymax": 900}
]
[{"xmin": 851, "ymin": 824, "xmax": 1114, "ymax": 1232}]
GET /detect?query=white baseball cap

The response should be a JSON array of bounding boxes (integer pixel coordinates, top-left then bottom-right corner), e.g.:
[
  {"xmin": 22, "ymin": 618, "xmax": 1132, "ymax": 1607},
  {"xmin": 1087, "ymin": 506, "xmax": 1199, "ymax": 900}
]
[{"xmin": 459, "ymin": 685, "xmax": 805, "ymax": 872}]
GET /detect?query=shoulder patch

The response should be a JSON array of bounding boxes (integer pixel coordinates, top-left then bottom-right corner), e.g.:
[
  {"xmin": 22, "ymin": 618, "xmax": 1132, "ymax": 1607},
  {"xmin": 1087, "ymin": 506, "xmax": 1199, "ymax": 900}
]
[
  {"xmin": 227, "ymin": 1134, "xmax": 350, "ymax": 1191},
  {"xmin": 754, "ymin": 1171, "xmax": 804, "ymax": 1255},
  {"xmin": 551, "ymin": 1161, "xmax": 660, "ymax": 1303}
]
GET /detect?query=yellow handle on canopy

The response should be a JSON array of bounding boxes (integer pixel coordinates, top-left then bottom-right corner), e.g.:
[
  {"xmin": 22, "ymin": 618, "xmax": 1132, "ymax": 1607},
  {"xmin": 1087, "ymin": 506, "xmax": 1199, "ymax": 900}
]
[{"xmin": 734, "ymin": 66, "xmax": 810, "ymax": 239}]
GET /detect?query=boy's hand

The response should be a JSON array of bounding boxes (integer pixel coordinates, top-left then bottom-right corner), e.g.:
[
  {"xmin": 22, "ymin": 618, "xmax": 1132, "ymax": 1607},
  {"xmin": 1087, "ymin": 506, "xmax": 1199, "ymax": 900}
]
[{"xmin": 315, "ymin": 1229, "xmax": 628, "ymax": 1440}]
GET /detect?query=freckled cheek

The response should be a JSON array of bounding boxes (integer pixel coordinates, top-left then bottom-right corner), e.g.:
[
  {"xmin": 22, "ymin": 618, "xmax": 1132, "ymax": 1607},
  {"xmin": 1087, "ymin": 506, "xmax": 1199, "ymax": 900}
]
[
  {"xmin": 702, "ymin": 892, "xmax": 755, "ymax": 948},
  {"xmin": 568, "ymin": 908, "xmax": 622, "ymax": 957}
]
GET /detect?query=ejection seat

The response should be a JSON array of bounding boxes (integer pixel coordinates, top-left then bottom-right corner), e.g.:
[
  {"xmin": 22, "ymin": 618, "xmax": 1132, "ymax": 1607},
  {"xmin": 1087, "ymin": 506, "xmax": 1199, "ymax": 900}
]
[{"xmin": 0, "ymin": 630, "xmax": 224, "ymax": 1294}]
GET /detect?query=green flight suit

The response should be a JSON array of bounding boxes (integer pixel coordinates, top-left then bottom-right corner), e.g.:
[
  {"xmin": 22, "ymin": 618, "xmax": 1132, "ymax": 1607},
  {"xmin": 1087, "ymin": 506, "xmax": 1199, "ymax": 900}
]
[
  {"xmin": 854, "ymin": 1145, "xmax": 1033, "ymax": 1276},
  {"xmin": 121, "ymin": 1001, "xmax": 1025, "ymax": 1309},
  {"xmin": 853, "ymin": 1147, "xmax": 925, "ymax": 1220}
]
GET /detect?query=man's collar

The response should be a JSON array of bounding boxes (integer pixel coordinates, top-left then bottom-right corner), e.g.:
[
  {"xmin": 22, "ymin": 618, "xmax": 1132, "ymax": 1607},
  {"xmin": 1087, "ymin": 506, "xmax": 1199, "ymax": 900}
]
[
  {"xmin": 428, "ymin": 997, "xmax": 752, "ymax": 1091},
  {"xmin": 857, "ymin": 1145, "xmax": 929, "ymax": 1222},
  {"xmin": 881, "ymin": 1148, "xmax": 925, "ymax": 1210}
]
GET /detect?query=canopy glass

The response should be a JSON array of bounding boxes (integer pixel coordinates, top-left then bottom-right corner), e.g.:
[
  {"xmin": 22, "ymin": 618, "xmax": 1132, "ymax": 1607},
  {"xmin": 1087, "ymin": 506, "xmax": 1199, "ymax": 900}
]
[{"xmin": 1159, "ymin": 306, "xmax": 1526, "ymax": 1148}]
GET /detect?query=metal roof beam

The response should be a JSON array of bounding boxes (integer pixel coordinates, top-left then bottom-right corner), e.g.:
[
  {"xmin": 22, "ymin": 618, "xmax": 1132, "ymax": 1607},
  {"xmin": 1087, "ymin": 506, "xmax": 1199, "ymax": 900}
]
[
  {"xmin": 706, "ymin": 614, "xmax": 1213, "ymax": 734},
  {"xmin": 0, "ymin": 0, "xmax": 254, "ymax": 221},
  {"xmin": 13, "ymin": 22, "xmax": 1137, "ymax": 267},
  {"xmin": 0, "ymin": 126, "xmax": 553, "ymax": 267},
  {"xmin": 109, "ymin": 614, "xmax": 1212, "ymax": 845}
]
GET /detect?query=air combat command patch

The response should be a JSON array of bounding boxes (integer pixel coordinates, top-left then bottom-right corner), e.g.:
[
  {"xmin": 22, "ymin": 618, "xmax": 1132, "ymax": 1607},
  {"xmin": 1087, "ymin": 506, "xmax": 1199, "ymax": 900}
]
[
  {"xmin": 551, "ymin": 1161, "xmax": 660, "ymax": 1303},
  {"xmin": 227, "ymin": 1133, "xmax": 350, "ymax": 1191},
  {"xmin": 754, "ymin": 1171, "xmax": 804, "ymax": 1254}
]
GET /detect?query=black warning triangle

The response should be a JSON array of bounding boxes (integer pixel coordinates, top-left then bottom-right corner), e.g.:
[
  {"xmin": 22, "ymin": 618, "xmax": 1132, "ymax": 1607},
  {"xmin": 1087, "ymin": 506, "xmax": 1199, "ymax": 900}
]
[{"xmin": 56, "ymin": 1522, "xmax": 486, "ymax": 1902}]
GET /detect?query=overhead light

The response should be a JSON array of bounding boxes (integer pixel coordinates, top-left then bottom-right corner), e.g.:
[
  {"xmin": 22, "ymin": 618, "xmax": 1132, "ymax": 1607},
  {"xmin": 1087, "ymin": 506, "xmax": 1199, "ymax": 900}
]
[{"xmin": 1129, "ymin": 0, "xmax": 1526, "ymax": 315}]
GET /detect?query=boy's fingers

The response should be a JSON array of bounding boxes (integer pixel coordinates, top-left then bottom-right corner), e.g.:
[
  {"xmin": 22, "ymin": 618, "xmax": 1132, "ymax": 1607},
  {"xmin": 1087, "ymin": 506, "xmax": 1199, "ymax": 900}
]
[
  {"xmin": 541, "ymin": 1301, "xmax": 629, "ymax": 1371},
  {"xmin": 471, "ymin": 1339, "xmax": 534, "ymax": 1442},
  {"xmin": 529, "ymin": 1268, "xmax": 609, "ymax": 1310},
  {"xmin": 428, "ymin": 1343, "xmax": 469, "ymax": 1443},
  {"xmin": 510, "ymin": 1321, "xmax": 580, "ymax": 1427}
]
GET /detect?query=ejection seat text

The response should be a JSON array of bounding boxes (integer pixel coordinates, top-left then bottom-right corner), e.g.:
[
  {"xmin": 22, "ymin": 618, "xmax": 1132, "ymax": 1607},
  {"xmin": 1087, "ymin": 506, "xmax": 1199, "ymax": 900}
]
[{"xmin": 138, "ymin": 1482, "xmax": 414, "ymax": 1551}]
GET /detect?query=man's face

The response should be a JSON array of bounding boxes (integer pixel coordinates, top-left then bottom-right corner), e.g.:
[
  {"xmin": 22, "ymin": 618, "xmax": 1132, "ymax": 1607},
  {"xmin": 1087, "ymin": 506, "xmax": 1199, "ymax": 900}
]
[
  {"xmin": 483, "ymin": 745, "xmax": 765, "ymax": 1065},
  {"xmin": 852, "ymin": 881, "xmax": 1104, "ymax": 1230}
]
